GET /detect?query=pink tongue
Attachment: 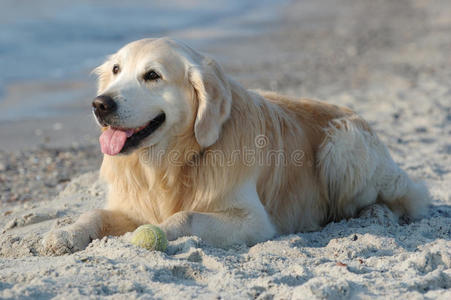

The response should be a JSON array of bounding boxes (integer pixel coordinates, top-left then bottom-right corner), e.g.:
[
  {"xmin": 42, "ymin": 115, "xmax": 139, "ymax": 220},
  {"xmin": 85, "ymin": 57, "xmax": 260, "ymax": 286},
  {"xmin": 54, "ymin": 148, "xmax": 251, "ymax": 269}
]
[{"xmin": 99, "ymin": 128, "xmax": 131, "ymax": 156}]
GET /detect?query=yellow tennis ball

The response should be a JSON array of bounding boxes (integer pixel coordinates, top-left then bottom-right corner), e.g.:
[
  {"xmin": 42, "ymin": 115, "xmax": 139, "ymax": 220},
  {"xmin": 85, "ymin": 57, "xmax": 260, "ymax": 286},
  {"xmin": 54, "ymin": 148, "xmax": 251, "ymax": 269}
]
[{"xmin": 131, "ymin": 224, "xmax": 168, "ymax": 252}]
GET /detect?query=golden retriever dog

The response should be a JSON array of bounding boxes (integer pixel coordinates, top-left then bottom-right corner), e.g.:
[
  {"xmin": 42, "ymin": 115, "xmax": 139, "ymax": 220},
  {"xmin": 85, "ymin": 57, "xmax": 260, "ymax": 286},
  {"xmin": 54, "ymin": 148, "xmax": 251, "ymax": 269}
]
[{"xmin": 43, "ymin": 38, "xmax": 429, "ymax": 255}]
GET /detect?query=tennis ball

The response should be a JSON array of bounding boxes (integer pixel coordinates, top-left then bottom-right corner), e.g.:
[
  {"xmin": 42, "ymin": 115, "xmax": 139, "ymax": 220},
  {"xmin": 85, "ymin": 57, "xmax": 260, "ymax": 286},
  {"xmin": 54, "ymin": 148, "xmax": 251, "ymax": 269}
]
[{"xmin": 131, "ymin": 224, "xmax": 168, "ymax": 252}]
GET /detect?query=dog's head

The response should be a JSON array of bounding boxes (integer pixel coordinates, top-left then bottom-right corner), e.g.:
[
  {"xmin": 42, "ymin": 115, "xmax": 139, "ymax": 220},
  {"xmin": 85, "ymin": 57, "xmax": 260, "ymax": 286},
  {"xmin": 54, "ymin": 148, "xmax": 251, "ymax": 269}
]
[{"xmin": 92, "ymin": 38, "xmax": 231, "ymax": 156}]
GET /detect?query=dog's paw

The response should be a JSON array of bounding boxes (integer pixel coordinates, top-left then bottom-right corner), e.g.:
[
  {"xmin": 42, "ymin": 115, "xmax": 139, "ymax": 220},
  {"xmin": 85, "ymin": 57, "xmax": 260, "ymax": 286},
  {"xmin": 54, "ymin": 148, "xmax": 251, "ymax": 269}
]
[{"xmin": 41, "ymin": 227, "xmax": 92, "ymax": 256}]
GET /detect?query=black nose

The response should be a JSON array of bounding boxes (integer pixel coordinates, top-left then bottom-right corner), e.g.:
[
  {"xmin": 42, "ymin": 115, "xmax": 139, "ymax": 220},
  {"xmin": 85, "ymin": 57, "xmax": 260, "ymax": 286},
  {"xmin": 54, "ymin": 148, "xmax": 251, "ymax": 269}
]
[{"xmin": 92, "ymin": 95, "xmax": 117, "ymax": 118}]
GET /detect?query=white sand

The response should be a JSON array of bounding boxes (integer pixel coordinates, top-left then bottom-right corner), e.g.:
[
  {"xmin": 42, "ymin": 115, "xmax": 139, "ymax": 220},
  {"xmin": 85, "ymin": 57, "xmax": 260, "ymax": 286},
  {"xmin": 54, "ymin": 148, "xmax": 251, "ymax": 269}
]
[
  {"xmin": 0, "ymin": 170, "xmax": 449, "ymax": 299},
  {"xmin": 1, "ymin": 0, "xmax": 450, "ymax": 298}
]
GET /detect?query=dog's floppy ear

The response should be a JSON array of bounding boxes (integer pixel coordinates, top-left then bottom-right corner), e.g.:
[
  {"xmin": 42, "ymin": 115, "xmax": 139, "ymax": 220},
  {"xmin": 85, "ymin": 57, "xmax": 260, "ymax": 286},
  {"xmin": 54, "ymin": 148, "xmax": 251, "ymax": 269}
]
[{"xmin": 189, "ymin": 57, "xmax": 232, "ymax": 148}]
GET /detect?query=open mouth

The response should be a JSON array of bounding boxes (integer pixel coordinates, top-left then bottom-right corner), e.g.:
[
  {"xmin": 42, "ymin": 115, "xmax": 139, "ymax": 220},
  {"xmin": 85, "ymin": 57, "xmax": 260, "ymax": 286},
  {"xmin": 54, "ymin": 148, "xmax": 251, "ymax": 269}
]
[{"xmin": 99, "ymin": 113, "xmax": 166, "ymax": 156}]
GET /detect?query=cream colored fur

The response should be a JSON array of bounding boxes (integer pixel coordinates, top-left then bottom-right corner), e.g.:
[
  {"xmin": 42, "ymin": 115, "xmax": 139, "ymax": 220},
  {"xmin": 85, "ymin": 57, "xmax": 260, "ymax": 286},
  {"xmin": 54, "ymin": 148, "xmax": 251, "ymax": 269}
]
[{"xmin": 43, "ymin": 38, "xmax": 429, "ymax": 255}]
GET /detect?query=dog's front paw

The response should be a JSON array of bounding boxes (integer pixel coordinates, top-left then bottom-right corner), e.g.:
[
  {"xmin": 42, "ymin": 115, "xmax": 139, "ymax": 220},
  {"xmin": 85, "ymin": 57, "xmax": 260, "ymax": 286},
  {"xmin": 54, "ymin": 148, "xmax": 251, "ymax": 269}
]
[{"xmin": 42, "ymin": 227, "xmax": 92, "ymax": 256}]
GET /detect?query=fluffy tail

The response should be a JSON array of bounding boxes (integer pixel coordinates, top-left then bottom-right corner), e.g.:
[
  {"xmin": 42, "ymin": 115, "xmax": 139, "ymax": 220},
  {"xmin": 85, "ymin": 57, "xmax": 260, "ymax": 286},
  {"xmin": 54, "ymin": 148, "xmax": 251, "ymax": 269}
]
[
  {"xmin": 381, "ymin": 176, "xmax": 430, "ymax": 220},
  {"xmin": 399, "ymin": 179, "xmax": 430, "ymax": 218}
]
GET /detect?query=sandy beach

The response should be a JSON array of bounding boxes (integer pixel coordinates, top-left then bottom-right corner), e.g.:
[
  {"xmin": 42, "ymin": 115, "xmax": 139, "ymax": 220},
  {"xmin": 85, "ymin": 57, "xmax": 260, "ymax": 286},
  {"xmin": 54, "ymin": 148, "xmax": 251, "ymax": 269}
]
[{"xmin": 1, "ymin": 0, "xmax": 450, "ymax": 298}]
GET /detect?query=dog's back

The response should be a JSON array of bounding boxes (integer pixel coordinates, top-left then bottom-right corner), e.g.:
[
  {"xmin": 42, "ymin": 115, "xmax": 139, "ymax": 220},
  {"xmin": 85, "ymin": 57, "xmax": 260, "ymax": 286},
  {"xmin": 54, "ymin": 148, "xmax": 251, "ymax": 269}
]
[{"xmin": 257, "ymin": 91, "xmax": 429, "ymax": 232}]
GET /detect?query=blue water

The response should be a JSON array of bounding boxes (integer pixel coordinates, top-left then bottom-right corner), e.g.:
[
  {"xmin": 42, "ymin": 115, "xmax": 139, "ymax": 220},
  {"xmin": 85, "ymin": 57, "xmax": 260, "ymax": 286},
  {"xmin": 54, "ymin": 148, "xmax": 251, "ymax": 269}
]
[{"xmin": 0, "ymin": 0, "xmax": 282, "ymax": 97}]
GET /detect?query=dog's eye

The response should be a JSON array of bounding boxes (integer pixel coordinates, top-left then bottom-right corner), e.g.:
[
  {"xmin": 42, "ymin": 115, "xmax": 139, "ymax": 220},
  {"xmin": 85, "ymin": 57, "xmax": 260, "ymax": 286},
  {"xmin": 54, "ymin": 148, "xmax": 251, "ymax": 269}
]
[
  {"xmin": 143, "ymin": 70, "xmax": 160, "ymax": 81},
  {"xmin": 112, "ymin": 64, "xmax": 120, "ymax": 75}
]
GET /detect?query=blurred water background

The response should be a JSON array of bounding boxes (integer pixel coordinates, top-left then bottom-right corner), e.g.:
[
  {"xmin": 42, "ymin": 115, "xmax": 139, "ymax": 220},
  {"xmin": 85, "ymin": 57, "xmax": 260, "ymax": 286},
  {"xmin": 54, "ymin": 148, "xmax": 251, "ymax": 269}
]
[{"xmin": 0, "ymin": 0, "xmax": 283, "ymax": 123}]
